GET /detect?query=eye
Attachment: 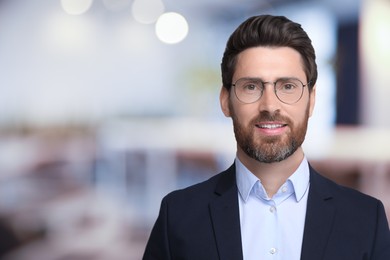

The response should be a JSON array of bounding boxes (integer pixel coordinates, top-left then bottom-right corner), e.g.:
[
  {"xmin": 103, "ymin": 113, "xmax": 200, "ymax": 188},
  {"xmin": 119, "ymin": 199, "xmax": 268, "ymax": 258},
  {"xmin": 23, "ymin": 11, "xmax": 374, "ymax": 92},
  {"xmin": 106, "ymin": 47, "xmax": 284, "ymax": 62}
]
[
  {"xmin": 283, "ymin": 83, "xmax": 296, "ymax": 90},
  {"xmin": 279, "ymin": 81, "xmax": 298, "ymax": 93},
  {"xmin": 243, "ymin": 83, "xmax": 258, "ymax": 91}
]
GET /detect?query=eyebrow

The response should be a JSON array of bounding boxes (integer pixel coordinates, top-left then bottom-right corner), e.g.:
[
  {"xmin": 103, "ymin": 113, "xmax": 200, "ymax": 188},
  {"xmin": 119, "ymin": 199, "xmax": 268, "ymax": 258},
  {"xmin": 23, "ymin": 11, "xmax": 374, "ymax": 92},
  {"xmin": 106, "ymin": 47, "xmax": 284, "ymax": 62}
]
[{"xmin": 236, "ymin": 76, "xmax": 302, "ymax": 82}]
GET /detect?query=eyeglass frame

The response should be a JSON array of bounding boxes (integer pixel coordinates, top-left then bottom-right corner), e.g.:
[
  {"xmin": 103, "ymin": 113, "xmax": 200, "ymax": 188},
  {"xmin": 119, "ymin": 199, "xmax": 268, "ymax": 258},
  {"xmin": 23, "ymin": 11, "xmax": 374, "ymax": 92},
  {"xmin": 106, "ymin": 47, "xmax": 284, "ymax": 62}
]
[{"xmin": 231, "ymin": 77, "xmax": 311, "ymax": 105}]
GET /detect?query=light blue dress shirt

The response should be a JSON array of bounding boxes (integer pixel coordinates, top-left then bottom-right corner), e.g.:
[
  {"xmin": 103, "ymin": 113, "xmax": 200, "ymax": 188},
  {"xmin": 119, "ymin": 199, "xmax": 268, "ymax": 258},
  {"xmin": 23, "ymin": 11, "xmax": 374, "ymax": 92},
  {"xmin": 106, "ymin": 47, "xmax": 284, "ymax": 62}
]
[{"xmin": 236, "ymin": 157, "xmax": 310, "ymax": 260}]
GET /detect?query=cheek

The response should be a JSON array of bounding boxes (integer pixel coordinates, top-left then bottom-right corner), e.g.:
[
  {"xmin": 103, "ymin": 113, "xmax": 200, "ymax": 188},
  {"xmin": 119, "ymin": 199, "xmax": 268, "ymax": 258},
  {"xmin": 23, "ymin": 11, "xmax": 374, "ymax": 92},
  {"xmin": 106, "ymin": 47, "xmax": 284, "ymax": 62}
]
[
  {"xmin": 292, "ymin": 103, "xmax": 311, "ymax": 127},
  {"xmin": 290, "ymin": 95, "xmax": 312, "ymax": 119},
  {"xmin": 230, "ymin": 104, "xmax": 257, "ymax": 126}
]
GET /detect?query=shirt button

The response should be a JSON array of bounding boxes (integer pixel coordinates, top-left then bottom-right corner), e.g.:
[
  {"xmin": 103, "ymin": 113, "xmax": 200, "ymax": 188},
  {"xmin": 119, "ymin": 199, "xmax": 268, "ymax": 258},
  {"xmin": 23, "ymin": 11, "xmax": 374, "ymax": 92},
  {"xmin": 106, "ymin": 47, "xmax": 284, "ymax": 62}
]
[
  {"xmin": 270, "ymin": 247, "xmax": 277, "ymax": 254},
  {"xmin": 281, "ymin": 186, "xmax": 288, "ymax": 193},
  {"xmin": 269, "ymin": 206, "xmax": 276, "ymax": 213}
]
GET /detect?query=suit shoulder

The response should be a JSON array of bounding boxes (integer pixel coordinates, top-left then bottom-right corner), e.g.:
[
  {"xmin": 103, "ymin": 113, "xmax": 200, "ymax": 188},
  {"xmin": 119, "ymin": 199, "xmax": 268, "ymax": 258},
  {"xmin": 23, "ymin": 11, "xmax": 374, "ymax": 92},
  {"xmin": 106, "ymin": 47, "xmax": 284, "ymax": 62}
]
[
  {"xmin": 168, "ymin": 172, "xmax": 221, "ymax": 197},
  {"xmin": 163, "ymin": 165, "xmax": 234, "ymax": 204},
  {"xmin": 311, "ymin": 168, "xmax": 382, "ymax": 206}
]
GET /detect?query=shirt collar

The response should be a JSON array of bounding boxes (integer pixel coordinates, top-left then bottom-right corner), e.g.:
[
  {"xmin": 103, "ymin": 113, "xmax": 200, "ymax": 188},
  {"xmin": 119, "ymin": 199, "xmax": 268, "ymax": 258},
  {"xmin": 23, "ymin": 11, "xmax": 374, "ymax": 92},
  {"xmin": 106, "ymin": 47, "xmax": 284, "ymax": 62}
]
[{"xmin": 235, "ymin": 156, "xmax": 310, "ymax": 203}]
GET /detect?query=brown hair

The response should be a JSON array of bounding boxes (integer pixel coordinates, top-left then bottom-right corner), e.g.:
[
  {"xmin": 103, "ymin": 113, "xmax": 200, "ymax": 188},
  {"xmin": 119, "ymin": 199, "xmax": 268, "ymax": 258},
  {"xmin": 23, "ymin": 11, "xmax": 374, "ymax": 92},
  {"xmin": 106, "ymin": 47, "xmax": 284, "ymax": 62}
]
[{"xmin": 221, "ymin": 15, "xmax": 317, "ymax": 91}]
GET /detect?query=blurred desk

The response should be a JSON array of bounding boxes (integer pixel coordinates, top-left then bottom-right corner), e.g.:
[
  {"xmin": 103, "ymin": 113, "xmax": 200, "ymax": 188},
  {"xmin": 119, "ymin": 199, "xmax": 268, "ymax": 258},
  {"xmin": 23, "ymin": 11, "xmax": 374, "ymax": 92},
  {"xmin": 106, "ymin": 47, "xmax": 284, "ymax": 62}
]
[{"xmin": 98, "ymin": 120, "xmax": 390, "ymax": 222}]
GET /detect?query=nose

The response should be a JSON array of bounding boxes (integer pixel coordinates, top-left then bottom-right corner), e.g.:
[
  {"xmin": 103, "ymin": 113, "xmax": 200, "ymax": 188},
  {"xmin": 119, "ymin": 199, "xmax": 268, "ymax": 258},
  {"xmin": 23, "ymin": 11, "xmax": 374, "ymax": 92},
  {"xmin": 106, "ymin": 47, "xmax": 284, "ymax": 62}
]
[{"xmin": 258, "ymin": 83, "xmax": 281, "ymax": 112}]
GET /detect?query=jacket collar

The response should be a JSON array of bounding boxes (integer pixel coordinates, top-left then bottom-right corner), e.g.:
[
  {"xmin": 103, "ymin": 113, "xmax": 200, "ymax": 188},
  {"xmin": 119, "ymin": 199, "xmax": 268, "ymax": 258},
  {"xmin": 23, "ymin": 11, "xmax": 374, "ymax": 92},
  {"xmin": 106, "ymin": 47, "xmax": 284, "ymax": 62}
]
[
  {"xmin": 209, "ymin": 163, "xmax": 244, "ymax": 260},
  {"xmin": 300, "ymin": 166, "xmax": 336, "ymax": 260}
]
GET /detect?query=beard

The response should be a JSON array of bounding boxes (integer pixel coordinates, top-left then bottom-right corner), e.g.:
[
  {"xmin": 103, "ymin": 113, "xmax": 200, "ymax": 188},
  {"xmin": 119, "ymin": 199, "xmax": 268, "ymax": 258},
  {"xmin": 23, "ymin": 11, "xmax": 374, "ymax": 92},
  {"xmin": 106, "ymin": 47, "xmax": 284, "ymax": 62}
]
[{"xmin": 231, "ymin": 107, "xmax": 310, "ymax": 164}]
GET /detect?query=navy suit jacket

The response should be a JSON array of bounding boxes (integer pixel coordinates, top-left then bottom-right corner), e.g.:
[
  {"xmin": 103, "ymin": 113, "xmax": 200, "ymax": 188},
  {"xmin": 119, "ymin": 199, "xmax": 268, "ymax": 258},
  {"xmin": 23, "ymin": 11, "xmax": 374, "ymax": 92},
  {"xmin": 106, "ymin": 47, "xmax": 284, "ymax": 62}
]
[{"xmin": 143, "ymin": 164, "xmax": 390, "ymax": 260}]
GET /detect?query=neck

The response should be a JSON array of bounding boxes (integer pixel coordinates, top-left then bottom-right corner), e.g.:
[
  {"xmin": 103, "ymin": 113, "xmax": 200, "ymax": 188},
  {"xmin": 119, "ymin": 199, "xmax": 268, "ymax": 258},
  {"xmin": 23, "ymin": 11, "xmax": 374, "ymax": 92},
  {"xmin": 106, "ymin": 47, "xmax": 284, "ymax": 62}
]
[{"xmin": 237, "ymin": 146, "xmax": 305, "ymax": 198}]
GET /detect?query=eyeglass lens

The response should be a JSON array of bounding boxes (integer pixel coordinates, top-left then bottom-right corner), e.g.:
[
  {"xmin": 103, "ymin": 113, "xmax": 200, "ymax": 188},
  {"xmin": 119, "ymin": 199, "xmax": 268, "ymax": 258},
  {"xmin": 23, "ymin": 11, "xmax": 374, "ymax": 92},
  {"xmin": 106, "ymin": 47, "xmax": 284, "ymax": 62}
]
[{"xmin": 233, "ymin": 78, "xmax": 305, "ymax": 104}]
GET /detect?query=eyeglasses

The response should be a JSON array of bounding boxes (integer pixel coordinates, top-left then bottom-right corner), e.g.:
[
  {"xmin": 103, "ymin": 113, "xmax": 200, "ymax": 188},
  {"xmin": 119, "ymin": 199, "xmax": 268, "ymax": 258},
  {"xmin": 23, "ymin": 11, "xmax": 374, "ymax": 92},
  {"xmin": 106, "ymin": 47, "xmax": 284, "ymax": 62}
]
[{"xmin": 231, "ymin": 77, "xmax": 310, "ymax": 104}]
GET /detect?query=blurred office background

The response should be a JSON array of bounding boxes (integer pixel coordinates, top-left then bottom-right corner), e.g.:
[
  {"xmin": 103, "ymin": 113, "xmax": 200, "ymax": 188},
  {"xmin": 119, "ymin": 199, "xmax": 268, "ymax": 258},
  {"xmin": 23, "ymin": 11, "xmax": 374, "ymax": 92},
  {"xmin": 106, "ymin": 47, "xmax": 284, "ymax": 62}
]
[{"xmin": 0, "ymin": 0, "xmax": 390, "ymax": 259}]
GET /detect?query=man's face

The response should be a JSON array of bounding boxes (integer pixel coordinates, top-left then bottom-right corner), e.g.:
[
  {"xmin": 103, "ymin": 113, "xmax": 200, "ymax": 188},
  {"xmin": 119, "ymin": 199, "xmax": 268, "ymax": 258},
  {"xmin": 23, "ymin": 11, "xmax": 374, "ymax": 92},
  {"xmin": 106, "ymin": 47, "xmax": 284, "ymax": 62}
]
[{"xmin": 220, "ymin": 46, "xmax": 316, "ymax": 163}]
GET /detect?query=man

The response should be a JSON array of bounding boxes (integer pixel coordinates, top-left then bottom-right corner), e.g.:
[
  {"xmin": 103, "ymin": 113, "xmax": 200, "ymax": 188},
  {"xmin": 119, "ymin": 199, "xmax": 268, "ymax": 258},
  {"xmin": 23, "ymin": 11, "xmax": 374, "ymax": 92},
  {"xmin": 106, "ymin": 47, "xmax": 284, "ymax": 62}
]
[{"xmin": 143, "ymin": 15, "xmax": 390, "ymax": 260}]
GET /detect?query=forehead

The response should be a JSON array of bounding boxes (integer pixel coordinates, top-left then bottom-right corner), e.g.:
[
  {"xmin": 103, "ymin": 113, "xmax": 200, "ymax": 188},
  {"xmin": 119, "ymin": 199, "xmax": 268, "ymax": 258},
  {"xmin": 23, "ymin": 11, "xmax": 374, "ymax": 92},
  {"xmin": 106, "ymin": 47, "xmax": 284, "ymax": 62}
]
[{"xmin": 233, "ymin": 46, "xmax": 306, "ymax": 81}]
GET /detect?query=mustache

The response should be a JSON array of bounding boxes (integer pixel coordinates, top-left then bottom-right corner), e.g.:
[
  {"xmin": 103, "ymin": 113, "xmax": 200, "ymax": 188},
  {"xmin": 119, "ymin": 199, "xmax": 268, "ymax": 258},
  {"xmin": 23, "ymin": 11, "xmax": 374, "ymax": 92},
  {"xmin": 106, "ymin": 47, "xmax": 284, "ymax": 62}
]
[{"xmin": 250, "ymin": 111, "xmax": 291, "ymax": 124}]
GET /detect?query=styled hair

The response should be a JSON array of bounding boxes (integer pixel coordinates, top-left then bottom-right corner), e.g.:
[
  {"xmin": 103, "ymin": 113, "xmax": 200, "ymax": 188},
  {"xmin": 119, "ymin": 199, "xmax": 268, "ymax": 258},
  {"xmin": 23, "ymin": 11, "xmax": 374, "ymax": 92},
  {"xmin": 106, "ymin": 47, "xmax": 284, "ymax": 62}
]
[{"xmin": 221, "ymin": 15, "xmax": 317, "ymax": 91}]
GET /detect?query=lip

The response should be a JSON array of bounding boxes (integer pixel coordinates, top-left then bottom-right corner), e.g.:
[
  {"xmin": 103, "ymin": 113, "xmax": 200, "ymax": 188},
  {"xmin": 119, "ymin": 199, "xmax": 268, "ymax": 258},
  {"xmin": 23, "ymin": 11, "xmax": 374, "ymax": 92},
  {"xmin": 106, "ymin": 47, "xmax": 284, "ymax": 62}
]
[{"xmin": 255, "ymin": 121, "xmax": 287, "ymax": 135}]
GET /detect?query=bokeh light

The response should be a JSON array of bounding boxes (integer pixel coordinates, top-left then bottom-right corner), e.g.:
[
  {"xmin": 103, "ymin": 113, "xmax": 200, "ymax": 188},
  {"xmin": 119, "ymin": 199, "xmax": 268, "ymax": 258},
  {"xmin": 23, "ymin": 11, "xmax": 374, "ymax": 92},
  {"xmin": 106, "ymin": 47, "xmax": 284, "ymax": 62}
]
[
  {"xmin": 61, "ymin": 0, "xmax": 93, "ymax": 15},
  {"xmin": 361, "ymin": 0, "xmax": 390, "ymax": 67},
  {"xmin": 155, "ymin": 12, "xmax": 189, "ymax": 44}
]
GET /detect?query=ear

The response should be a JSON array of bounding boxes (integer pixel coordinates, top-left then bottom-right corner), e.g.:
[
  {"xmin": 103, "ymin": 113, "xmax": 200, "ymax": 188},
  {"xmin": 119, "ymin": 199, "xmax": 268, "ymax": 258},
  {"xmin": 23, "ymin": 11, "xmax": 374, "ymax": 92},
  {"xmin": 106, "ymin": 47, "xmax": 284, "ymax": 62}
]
[
  {"xmin": 308, "ymin": 85, "xmax": 316, "ymax": 117},
  {"xmin": 220, "ymin": 86, "xmax": 231, "ymax": 117}
]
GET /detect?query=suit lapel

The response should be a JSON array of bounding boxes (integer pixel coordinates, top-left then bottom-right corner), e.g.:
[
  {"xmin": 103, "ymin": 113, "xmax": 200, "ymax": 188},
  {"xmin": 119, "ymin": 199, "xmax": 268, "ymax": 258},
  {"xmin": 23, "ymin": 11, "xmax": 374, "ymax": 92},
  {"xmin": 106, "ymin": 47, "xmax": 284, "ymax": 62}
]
[
  {"xmin": 209, "ymin": 164, "xmax": 243, "ymax": 260},
  {"xmin": 300, "ymin": 167, "xmax": 336, "ymax": 260},
  {"xmin": 209, "ymin": 164, "xmax": 337, "ymax": 260}
]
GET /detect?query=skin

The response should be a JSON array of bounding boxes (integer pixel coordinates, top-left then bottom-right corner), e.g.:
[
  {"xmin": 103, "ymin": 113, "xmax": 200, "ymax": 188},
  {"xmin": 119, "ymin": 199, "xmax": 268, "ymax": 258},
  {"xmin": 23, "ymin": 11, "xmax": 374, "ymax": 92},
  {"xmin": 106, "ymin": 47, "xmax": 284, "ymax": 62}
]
[{"xmin": 220, "ymin": 46, "xmax": 316, "ymax": 197}]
